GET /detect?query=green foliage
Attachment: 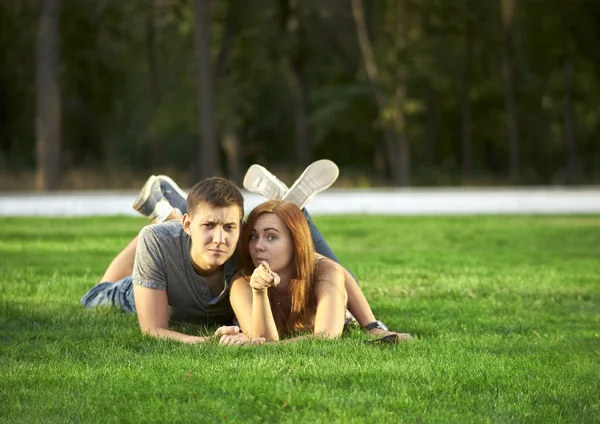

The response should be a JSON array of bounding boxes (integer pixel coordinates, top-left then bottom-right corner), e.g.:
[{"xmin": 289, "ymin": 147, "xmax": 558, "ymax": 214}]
[
  {"xmin": 1, "ymin": 215, "xmax": 599, "ymax": 422},
  {"xmin": 1, "ymin": 0, "xmax": 600, "ymax": 184}
]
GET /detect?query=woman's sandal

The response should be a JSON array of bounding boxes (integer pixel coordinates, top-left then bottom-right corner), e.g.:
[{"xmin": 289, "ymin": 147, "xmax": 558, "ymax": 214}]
[{"xmin": 366, "ymin": 333, "xmax": 413, "ymax": 344}]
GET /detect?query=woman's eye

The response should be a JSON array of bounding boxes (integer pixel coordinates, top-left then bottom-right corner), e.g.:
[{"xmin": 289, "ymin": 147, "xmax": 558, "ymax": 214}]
[
  {"xmin": 250, "ymin": 234, "xmax": 258, "ymax": 240},
  {"xmin": 267, "ymin": 235, "xmax": 277, "ymax": 241}
]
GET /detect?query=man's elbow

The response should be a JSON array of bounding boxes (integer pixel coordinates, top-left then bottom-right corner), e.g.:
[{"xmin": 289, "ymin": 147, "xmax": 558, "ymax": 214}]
[{"xmin": 139, "ymin": 322, "xmax": 168, "ymax": 337}]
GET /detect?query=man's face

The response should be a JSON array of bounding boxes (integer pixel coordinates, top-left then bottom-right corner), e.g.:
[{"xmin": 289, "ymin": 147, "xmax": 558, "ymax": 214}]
[{"xmin": 182, "ymin": 203, "xmax": 241, "ymax": 274}]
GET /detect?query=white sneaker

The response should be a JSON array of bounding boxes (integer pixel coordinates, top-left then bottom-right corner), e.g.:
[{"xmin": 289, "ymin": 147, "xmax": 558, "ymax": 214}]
[
  {"xmin": 132, "ymin": 175, "xmax": 174, "ymax": 222},
  {"xmin": 283, "ymin": 159, "xmax": 339, "ymax": 209},
  {"xmin": 243, "ymin": 165, "xmax": 288, "ymax": 200},
  {"xmin": 156, "ymin": 175, "xmax": 188, "ymax": 215}
]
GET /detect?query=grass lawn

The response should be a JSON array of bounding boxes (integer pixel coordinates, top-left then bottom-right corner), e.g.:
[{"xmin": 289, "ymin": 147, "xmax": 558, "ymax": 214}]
[{"xmin": 1, "ymin": 215, "xmax": 599, "ymax": 423}]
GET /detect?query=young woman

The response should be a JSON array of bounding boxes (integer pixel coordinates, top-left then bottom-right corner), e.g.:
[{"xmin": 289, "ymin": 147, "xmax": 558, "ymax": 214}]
[{"xmin": 229, "ymin": 200, "xmax": 413, "ymax": 342}]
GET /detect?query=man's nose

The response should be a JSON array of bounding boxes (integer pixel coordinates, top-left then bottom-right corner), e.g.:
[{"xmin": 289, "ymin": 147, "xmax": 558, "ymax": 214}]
[{"xmin": 213, "ymin": 228, "xmax": 224, "ymax": 244}]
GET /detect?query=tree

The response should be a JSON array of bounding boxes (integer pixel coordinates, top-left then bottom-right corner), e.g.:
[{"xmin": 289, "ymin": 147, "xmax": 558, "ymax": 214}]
[
  {"xmin": 500, "ymin": 0, "xmax": 519, "ymax": 182},
  {"xmin": 280, "ymin": 0, "xmax": 312, "ymax": 171},
  {"xmin": 563, "ymin": 58, "xmax": 577, "ymax": 184},
  {"xmin": 351, "ymin": 0, "xmax": 411, "ymax": 186},
  {"xmin": 35, "ymin": 0, "xmax": 61, "ymax": 191},
  {"xmin": 145, "ymin": 0, "xmax": 163, "ymax": 168},
  {"xmin": 193, "ymin": 0, "xmax": 220, "ymax": 180},
  {"xmin": 461, "ymin": 0, "xmax": 473, "ymax": 181}
]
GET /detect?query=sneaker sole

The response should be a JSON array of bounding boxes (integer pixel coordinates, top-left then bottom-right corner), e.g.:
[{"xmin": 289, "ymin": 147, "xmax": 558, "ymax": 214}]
[
  {"xmin": 133, "ymin": 175, "xmax": 158, "ymax": 212},
  {"xmin": 282, "ymin": 159, "xmax": 339, "ymax": 208},
  {"xmin": 243, "ymin": 164, "xmax": 288, "ymax": 200}
]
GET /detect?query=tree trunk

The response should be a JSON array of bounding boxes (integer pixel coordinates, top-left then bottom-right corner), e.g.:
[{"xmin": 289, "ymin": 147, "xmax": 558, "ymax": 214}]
[
  {"xmin": 564, "ymin": 58, "xmax": 577, "ymax": 185},
  {"xmin": 393, "ymin": 85, "xmax": 410, "ymax": 186},
  {"xmin": 35, "ymin": 0, "xmax": 61, "ymax": 191},
  {"xmin": 146, "ymin": 1, "xmax": 162, "ymax": 168},
  {"xmin": 351, "ymin": 0, "xmax": 410, "ymax": 186},
  {"xmin": 282, "ymin": 0, "xmax": 312, "ymax": 171},
  {"xmin": 461, "ymin": 0, "xmax": 473, "ymax": 182},
  {"xmin": 214, "ymin": 3, "xmax": 242, "ymax": 181},
  {"xmin": 221, "ymin": 115, "xmax": 242, "ymax": 184},
  {"xmin": 193, "ymin": 0, "xmax": 220, "ymax": 181},
  {"xmin": 501, "ymin": 0, "xmax": 519, "ymax": 183},
  {"xmin": 425, "ymin": 85, "xmax": 437, "ymax": 168},
  {"xmin": 285, "ymin": 67, "xmax": 311, "ymax": 170},
  {"xmin": 373, "ymin": 138, "xmax": 387, "ymax": 182}
]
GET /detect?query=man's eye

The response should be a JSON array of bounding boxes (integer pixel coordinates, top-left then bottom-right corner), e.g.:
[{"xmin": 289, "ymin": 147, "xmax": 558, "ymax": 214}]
[{"xmin": 225, "ymin": 225, "xmax": 236, "ymax": 231}]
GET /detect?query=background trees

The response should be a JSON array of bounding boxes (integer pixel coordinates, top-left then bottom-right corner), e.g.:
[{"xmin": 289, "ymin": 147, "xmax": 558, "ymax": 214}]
[{"xmin": 1, "ymin": 0, "xmax": 599, "ymax": 190}]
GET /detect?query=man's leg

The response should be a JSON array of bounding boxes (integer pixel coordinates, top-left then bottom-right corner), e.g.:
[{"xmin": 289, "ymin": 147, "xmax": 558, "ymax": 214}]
[
  {"xmin": 82, "ymin": 175, "xmax": 182, "ymax": 312},
  {"xmin": 81, "ymin": 235, "xmax": 139, "ymax": 312},
  {"xmin": 81, "ymin": 276, "xmax": 136, "ymax": 313},
  {"xmin": 100, "ymin": 237, "xmax": 138, "ymax": 283},
  {"xmin": 102, "ymin": 175, "xmax": 185, "ymax": 283}
]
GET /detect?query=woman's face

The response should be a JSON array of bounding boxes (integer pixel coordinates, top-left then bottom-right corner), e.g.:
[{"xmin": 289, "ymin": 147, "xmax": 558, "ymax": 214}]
[{"xmin": 249, "ymin": 213, "xmax": 294, "ymax": 273}]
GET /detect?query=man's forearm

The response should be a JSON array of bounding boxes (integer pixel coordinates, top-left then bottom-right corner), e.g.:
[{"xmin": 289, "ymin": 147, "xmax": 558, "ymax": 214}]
[{"xmin": 144, "ymin": 327, "xmax": 209, "ymax": 344}]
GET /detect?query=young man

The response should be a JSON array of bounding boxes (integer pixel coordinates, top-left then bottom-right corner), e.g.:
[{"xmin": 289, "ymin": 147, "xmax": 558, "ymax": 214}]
[{"xmin": 81, "ymin": 177, "xmax": 246, "ymax": 344}]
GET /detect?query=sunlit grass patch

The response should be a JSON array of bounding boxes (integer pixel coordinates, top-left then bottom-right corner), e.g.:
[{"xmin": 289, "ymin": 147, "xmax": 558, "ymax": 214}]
[{"xmin": 1, "ymin": 215, "xmax": 599, "ymax": 423}]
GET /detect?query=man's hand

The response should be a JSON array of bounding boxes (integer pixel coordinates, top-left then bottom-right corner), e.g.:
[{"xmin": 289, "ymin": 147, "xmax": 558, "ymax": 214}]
[
  {"xmin": 249, "ymin": 262, "xmax": 280, "ymax": 292},
  {"xmin": 214, "ymin": 325, "xmax": 241, "ymax": 337},
  {"xmin": 219, "ymin": 332, "xmax": 266, "ymax": 346}
]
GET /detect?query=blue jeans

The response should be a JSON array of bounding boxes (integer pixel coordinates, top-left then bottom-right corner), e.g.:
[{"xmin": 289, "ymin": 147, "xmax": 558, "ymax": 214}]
[
  {"xmin": 81, "ymin": 276, "xmax": 136, "ymax": 313},
  {"xmin": 303, "ymin": 209, "xmax": 357, "ymax": 282}
]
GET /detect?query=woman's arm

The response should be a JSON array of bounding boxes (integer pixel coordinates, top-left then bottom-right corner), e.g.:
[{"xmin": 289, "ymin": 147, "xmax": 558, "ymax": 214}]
[{"xmin": 230, "ymin": 268, "xmax": 279, "ymax": 341}]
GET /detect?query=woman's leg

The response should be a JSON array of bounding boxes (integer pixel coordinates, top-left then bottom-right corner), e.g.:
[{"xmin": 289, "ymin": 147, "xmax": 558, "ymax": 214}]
[
  {"xmin": 303, "ymin": 209, "xmax": 379, "ymax": 327},
  {"xmin": 343, "ymin": 268, "xmax": 377, "ymax": 327},
  {"xmin": 303, "ymin": 209, "xmax": 341, "ymax": 264}
]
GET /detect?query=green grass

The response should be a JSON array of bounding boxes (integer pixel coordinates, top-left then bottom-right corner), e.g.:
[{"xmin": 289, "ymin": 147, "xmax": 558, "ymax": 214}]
[{"xmin": 1, "ymin": 215, "xmax": 599, "ymax": 423}]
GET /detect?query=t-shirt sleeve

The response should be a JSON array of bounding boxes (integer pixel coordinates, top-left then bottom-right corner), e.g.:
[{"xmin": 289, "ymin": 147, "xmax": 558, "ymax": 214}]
[{"xmin": 132, "ymin": 225, "xmax": 168, "ymax": 291}]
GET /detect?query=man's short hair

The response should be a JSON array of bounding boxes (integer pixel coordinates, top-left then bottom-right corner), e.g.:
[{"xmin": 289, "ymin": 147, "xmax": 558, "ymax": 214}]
[{"xmin": 186, "ymin": 177, "xmax": 244, "ymax": 219}]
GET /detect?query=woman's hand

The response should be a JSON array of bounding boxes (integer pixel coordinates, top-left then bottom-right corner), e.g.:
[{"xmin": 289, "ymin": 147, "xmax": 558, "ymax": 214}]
[
  {"xmin": 249, "ymin": 262, "xmax": 280, "ymax": 292},
  {"xmin": 219, "ymin": 332, "xmax": 267, "ymax": 346}
]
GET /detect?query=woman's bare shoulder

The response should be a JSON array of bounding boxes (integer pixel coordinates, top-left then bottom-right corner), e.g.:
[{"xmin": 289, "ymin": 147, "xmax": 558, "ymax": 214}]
[
  {"xmin": 315, "ymin": 254, "xmax": 341, "ymax": 270},
  {"xmin": 315, "ymin": 255, "xmax": 344, "ymax": 285},
  {"xmin": 230, "ymin": 271, "xmax": 249, "ymax": 287}
]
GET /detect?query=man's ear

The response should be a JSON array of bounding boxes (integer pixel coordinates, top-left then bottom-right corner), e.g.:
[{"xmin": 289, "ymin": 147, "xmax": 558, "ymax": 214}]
[{"xmin": 182, "ymin": 213, "xmax": 191, "ymax": 235}]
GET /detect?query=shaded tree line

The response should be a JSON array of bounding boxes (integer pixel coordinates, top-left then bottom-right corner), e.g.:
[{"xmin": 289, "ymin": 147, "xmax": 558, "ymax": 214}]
[{"xmin": 1, "ymin": 0, "xmax": 599, "ymax": 190}]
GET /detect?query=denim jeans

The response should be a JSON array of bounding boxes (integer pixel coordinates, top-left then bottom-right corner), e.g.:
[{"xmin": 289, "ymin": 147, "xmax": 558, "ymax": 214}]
[
  {"xmin": 81, "ymin": 276, "xmax": 136, "ymax": 313},
  {"xmin": 303, "ymin": 209, "xmax": 357, "ymax": 282}
]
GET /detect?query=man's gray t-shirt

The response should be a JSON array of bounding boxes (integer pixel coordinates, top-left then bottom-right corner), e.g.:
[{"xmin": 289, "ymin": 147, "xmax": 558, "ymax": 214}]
[{"xmin": 132, "ymin": 221, "xmax": 236, "ymax": 325}]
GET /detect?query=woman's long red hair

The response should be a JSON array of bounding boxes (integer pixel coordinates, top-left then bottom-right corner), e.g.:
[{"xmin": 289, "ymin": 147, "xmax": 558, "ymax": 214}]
[{"xmin": 239, "ymin": 200, "xmax": 316, "ymax": 334}]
